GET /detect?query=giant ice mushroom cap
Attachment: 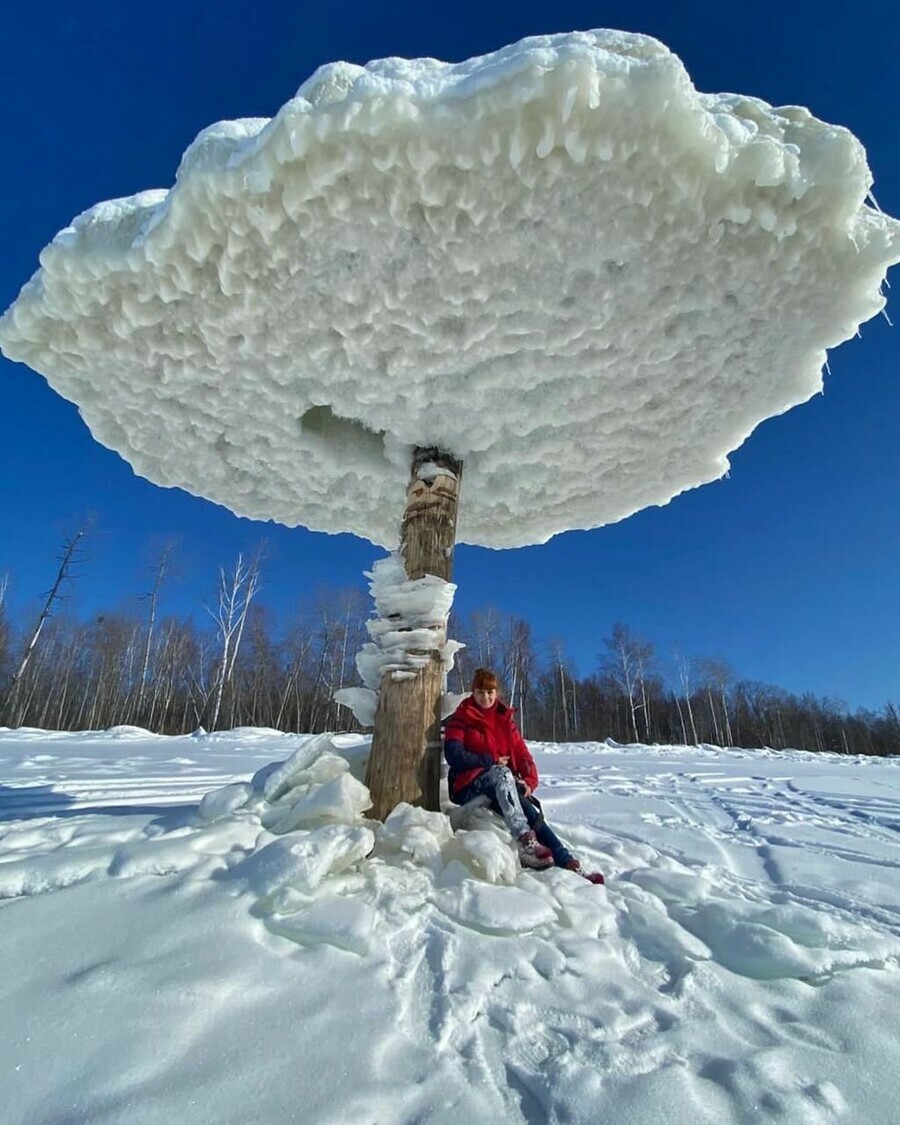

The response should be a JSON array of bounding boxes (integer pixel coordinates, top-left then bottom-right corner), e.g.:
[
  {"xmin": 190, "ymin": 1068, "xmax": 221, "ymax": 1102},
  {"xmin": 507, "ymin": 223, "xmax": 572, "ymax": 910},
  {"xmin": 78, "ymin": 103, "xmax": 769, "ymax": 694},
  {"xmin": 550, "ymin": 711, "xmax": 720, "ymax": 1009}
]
[{"xmin": 1, "ymin": 29, "xmax": 897, "ymax": 549}]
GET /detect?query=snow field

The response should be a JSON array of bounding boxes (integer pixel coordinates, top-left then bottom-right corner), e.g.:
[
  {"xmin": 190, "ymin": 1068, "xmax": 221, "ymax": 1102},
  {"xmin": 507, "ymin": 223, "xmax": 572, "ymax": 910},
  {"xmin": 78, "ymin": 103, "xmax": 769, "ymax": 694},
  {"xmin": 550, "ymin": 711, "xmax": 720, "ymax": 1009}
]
[{"xmin": 1, "ymin": 728, "xmax": 899, "ymax": 1123}]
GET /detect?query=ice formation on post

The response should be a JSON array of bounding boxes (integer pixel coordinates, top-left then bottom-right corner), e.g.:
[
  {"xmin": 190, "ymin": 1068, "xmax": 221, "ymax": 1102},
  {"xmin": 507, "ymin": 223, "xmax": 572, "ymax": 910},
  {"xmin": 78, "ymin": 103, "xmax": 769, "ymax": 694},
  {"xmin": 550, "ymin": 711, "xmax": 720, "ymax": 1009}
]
[
  {"xmin": 333, "ymin": 553, "xmax": 463, "ymax": 727},
  {"xmin": 1, "ymin": 30, "xmax": 897, "ymax": 547}
]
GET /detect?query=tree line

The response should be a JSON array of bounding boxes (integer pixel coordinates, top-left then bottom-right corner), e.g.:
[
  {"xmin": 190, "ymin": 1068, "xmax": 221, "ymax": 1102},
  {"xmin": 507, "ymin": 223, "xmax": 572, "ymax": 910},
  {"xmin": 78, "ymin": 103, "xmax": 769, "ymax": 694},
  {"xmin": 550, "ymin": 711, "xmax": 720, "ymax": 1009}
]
[{"xmin": 1, "ymin": 532, "xmax": 897, "ymax": 756}]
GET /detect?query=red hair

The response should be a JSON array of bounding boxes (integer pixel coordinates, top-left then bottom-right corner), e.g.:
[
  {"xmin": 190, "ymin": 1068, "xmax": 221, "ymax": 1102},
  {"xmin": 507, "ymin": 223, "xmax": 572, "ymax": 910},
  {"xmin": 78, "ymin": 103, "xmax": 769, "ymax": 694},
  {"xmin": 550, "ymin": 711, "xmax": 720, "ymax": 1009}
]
[{"xmin": 471, "ymin": 668, "xmax": 499, "ymax": 693}]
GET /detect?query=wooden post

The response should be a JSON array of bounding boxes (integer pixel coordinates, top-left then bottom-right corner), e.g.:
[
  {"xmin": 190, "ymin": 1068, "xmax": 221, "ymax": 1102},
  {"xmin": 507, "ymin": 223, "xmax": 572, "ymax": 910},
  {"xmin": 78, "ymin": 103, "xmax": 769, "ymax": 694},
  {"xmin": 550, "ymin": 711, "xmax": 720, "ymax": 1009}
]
[{"xmin": 365, "ymin": 447, "xmax": 462, "ymax": 821}]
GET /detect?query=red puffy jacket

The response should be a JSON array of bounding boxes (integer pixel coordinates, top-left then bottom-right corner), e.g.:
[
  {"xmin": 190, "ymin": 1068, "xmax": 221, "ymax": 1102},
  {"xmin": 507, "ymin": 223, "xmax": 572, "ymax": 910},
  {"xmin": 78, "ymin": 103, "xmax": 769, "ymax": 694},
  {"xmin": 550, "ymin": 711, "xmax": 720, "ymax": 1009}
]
[{"xmin": 443, "ymin": 695, "xmax": 539, "ymax": 799}]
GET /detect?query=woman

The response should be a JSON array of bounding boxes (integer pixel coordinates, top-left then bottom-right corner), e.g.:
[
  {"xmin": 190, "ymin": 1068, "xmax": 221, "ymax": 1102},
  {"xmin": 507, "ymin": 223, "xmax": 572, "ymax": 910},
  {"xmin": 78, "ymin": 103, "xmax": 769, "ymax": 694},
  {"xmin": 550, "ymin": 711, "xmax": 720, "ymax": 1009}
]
[{"xmin": 444, "ymin": 668, "xmax": 604, "ymax": 883}]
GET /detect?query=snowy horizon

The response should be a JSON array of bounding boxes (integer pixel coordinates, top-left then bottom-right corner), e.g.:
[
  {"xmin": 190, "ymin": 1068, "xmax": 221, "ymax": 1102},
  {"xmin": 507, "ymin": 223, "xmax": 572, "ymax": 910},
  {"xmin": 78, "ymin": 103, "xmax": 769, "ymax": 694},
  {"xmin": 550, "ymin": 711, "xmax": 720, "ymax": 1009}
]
[{"xmin": 2, "ymin": 725, "xmax": 899, "ymax": 1123}]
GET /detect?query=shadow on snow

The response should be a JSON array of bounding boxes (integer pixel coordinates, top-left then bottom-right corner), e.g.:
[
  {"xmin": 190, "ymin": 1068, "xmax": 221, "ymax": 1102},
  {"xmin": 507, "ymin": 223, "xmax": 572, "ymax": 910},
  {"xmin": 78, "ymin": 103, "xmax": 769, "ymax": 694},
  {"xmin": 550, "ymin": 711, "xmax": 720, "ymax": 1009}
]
[{"xmin": 0, "ymin": 784, "xmax": 198, "ymax": 828}]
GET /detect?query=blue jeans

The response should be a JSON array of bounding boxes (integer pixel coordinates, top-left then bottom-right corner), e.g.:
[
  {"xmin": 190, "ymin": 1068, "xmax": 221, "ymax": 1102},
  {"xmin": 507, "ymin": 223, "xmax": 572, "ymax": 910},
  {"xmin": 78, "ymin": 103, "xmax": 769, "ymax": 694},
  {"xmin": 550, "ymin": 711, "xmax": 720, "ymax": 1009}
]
[{"xmin": 454, "ymin": 765, "xmax": 574, "ymax": 867}]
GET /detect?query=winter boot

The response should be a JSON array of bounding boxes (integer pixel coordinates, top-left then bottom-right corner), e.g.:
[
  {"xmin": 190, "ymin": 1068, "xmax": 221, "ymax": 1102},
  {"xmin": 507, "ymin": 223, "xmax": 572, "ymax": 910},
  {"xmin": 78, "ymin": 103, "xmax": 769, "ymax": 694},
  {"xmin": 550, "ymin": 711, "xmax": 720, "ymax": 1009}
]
[
  {"xmin": 517, "ymin": 830, "xmax": 554, "ymax": 870},
  {"xmin": 565, "ymin": 859, "xmax": 605, "ymax": 885}
]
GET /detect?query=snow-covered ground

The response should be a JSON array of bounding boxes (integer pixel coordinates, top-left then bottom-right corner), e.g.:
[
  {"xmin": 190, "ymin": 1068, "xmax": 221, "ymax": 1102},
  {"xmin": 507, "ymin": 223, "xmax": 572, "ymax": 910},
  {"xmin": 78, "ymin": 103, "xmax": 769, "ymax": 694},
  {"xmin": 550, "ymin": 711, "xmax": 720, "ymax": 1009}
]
[{"xmin": 1, "ymin": 727, "xmax": 898, "ymax": 1124}]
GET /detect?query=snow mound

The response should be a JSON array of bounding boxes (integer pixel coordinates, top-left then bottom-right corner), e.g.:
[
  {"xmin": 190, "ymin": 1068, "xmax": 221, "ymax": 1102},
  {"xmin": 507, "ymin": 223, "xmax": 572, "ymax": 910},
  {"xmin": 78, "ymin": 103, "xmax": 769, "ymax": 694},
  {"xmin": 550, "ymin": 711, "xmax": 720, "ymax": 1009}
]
[
  {"xmin": 2, "ymin": 30, "xmax": 897, "ymax": 547},
  {"xmin": 199, "ymin": 733, "xmax": 610, "ymax": 954}
]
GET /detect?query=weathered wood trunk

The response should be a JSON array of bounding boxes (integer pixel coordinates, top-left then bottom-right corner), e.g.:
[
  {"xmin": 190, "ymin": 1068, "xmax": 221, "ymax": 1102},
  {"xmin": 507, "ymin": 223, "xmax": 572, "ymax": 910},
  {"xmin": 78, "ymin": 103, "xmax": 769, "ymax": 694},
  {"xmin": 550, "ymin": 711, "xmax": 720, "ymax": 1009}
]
[{"xmin": 365, "ymin": 447, "xmax": 462, "ymax": 821}]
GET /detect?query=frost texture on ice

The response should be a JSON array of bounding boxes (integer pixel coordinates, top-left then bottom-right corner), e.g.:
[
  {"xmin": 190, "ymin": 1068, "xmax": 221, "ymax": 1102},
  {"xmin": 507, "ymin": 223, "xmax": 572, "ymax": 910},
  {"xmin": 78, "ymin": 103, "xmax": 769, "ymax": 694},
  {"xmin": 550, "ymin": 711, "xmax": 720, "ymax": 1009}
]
[{"xmin": 1, "ymin": 29, "xmax": 897, "ymax": 547}]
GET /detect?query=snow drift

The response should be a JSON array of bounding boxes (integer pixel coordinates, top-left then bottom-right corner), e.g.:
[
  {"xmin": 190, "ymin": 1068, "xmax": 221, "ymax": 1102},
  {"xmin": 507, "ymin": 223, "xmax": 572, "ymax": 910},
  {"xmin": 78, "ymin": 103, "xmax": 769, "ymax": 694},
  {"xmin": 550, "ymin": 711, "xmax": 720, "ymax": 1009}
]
[{"xmin": 2, "ymin": 727, "xmax": 900, "ymax": 1122}]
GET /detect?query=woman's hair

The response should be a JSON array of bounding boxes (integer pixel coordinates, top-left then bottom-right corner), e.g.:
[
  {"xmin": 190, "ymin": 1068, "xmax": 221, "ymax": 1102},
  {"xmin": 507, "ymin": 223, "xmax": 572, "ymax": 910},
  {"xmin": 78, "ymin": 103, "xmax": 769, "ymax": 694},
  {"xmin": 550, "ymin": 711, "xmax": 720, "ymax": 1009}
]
[{"xmin": 471, "ymin": 668, "xmax": 499, "ymax": 693}]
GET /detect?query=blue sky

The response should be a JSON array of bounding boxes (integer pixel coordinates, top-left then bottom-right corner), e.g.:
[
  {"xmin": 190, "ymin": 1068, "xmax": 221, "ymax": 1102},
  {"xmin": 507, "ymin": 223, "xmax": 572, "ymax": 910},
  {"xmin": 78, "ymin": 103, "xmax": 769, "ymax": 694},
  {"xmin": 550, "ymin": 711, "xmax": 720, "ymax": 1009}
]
[{"xmin": 2, "ymin": 0, "xmax": 898, "ymax": 711}]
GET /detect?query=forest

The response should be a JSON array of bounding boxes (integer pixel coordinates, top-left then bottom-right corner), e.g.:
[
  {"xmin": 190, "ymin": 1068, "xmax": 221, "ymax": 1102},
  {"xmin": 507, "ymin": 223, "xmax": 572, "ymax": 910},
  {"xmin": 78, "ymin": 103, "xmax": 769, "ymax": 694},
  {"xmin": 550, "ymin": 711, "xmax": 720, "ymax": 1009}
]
[{"xmin": 1, "ymin": 534, "xmax": 897, "ymax": 757}]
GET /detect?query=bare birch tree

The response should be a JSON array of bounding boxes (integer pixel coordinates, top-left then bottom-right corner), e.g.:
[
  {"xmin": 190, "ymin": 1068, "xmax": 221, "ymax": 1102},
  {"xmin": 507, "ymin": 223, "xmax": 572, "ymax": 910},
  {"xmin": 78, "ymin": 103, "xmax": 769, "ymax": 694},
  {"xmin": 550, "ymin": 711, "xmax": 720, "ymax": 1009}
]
[
  {"xmin": 674, "ymin": 649, "xmax": 699, "ymax": 744},
  {"xmin": 635, "ymin": 643, "xmax": 654, "ymax": 742},
  {"xmin": 602, "ymin": 624, "xmax": 649, "ymax": 744},
  {"xmin": 470, "ymin": 606, "xmax": 503, "ymax": 671},
  {"xmin": 549, "ymin": 641, "xmax": 576, "ymax": 740},
  {"xmin": 504, "ymin": 617, "xmax": 536, "ymax": 737},
  {"xmin": 0, "ymin": 573, "xmax": 10, "ymax": 681},
  {"xmin": 135, "ymin": 543, "xmax": 174, "ymax": 720},
  {"xmin": 206, "ymin": 548, "xmax": 264, "ymax": 730},
  {"xmin": 699, "ymin": 658, "xmax": 734, "ymax": 746},
  {"xmin": 6, "ymin": 521, "xmax": 91, "ymax": 726}
]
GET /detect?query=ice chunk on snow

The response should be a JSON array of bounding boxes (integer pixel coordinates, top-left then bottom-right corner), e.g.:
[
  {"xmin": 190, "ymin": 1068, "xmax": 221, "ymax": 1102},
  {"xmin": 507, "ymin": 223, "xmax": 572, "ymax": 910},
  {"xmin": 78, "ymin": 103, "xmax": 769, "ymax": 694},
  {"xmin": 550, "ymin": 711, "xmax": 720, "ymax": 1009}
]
[
  {"xmin": 268, "ymin": 895, "xmax": 376, "ymax": 955},
  {"xmin": 434, "ymin": 881, "xmax": 557, "ymax": 934},
  {"xmin": 225, "ymin": 823, "xmax": 375, "ymax": 900},
  {"xmin": 376, "ymin": 803, "xmax": 455, "ymax": 869},
  {"xmin": 2, "ymin": 30, "xmax": 896, "ymax": 548},
  {"xmin": 298, "ymin": 751, "xmax": 352, "ymax": 786},
  {"xmin": 265, "ymin": 772, "xmax": 372, "ymax": 834},
  {"xmin": 443, "ymin": 826, "xmax": 521, "ymax": 885},
  {"xmin": 261, "ymin": 733, "xmax": 334, "ymax": 802},
  {"xmin": 198, "ymin": 781, "xmax": 253, "ymax": 821}
]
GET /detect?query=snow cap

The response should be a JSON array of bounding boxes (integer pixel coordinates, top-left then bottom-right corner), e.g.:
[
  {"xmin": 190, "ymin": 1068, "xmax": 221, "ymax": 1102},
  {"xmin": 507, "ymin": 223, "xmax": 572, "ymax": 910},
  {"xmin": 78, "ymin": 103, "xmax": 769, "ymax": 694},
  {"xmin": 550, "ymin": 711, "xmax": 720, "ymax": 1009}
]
[{"xmin": 1, "ymin": 30, "xmax": 897, "ymax": 548}]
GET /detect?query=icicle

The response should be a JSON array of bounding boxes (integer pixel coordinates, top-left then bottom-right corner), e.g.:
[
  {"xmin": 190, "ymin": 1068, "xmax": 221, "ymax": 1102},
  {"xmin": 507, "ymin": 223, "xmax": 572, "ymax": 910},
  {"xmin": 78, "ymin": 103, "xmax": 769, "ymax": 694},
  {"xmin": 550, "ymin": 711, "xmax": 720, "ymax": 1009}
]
[{"xmin": 866, "ymin": 190, "xmax": 885, "ymax": 214}]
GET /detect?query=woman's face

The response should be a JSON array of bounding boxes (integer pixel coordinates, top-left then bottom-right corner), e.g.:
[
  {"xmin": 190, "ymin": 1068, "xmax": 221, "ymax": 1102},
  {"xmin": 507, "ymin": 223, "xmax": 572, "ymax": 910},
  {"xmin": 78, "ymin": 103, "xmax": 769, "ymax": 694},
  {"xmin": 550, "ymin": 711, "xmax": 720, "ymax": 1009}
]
[{"xmin": 473, "ymin": 686, "xmax": 497, "ymax": 709}]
